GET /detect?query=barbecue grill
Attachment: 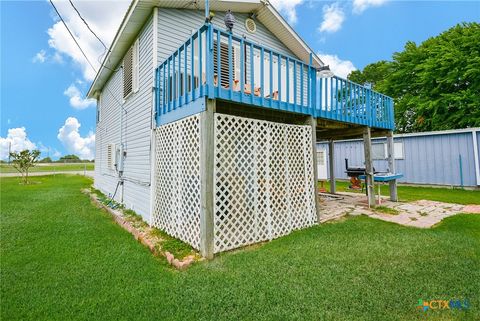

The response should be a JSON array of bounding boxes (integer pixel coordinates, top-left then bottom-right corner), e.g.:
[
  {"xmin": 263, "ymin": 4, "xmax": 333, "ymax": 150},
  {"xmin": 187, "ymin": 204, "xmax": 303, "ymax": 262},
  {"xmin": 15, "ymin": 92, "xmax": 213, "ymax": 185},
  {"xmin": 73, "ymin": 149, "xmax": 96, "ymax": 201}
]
[
  {"xmin": 345, "ymin": 158, "xmax": 377, "ymax": 190},
  {"xmin": 345, "ymin": 159, "xmax": 377, "ymax": 177}
]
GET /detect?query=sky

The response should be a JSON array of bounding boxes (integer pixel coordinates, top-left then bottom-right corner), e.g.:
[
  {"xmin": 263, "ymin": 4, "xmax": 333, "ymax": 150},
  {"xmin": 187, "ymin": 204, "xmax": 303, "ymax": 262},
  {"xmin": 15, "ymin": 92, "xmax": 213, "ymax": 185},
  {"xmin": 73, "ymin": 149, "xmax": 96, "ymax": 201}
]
[{"xmin": 1, "ymin": 0, "xmax": 479, "ymax": 160}]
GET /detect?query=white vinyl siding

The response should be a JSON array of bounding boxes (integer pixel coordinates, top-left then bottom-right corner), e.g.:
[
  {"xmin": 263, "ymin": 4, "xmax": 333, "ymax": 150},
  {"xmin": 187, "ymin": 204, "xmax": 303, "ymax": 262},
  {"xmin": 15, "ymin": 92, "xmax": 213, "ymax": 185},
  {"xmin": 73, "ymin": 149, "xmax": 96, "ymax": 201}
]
[
  {"xmin": 157, "ymin": 9, "xmax": 298, "ymax": 66},
  {"xmin": 95, "ymin": 16, "xmax": 153, "ymax": 220}
]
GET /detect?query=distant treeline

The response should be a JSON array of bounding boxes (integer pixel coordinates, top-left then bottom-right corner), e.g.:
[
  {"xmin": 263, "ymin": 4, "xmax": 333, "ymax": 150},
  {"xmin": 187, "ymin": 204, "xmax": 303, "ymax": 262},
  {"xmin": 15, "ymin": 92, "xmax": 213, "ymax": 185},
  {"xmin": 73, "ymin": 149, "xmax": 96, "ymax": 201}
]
[
  {"xmin": 38, "ymin": 155, "xmax": 94, "ymax": 163},
  {"xmin": 1, "ymin": 154, "xmax": 93, "ymax": 164}
]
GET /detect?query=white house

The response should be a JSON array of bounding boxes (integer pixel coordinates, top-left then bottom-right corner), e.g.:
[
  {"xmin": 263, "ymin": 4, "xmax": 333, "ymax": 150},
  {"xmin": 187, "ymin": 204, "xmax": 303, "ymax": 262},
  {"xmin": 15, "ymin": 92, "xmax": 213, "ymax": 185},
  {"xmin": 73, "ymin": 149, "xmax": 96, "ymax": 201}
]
[{"xmin": 88, "ymin": 0, "xmax": 397, "ymax": 258}]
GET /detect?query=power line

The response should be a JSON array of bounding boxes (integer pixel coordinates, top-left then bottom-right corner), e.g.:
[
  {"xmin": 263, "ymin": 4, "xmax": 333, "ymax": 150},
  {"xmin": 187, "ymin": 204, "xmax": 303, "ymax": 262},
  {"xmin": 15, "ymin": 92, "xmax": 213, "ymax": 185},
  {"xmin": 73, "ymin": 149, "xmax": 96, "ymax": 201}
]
[
  {"xmin": 68, "ymin": 0, "xmax": 108, "ymax": 50},
  {"xmin": 49, "ymin": 0, "xmax": 97, "ymax": 73},
  {"xmin": 50, "ymin": 0, "xmax": 118, "ymax": 74},
  {"xmin": 48, "ymin": 0, "xmax": 123, "ymax": 105},
  {"xmin": 49, "ymin": 0, "xmax": 128, "ymax": 156},
  {"xmin": 67, "ymin": 0, "xmax": 112, "ymax": 69}
]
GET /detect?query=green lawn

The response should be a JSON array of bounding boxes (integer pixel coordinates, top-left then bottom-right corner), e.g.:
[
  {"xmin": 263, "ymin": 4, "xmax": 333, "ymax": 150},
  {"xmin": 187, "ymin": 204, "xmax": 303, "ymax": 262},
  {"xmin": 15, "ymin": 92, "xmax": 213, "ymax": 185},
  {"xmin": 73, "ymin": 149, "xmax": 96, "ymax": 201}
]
[
  {"xmin": 1, "ymin": 176, "xmax": 479, "ymax": 321},
  {"xmin": 0, "ymin": 163, "xmax": 94, "ymax": 173},
  {"xmin": 323, "ymin": 180, "xmax": 480, "ymax": 205}
]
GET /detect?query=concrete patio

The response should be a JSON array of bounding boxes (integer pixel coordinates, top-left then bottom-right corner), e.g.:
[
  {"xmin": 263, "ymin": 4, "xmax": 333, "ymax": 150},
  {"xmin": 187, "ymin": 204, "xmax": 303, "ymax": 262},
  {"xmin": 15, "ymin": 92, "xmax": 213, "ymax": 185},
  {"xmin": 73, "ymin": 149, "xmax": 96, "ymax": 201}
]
[{"xmin": 319, "ymin": 192, "xmax": 480, "ymax": 228}]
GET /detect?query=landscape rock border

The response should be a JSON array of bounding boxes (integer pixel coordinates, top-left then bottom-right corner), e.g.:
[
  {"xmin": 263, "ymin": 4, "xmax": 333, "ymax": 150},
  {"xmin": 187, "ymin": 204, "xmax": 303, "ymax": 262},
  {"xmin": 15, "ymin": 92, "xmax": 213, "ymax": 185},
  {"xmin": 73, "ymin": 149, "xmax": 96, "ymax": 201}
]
[{"xmin": 82, "ymin": 188, "xmax": 199, "ymax": 270}]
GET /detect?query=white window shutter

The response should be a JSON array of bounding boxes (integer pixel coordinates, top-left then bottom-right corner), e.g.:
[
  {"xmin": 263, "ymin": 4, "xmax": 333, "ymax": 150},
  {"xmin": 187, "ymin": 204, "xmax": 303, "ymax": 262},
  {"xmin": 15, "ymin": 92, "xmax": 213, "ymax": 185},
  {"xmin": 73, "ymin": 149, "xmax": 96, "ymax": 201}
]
[
  {"xmin": 123, "ymin": 46, "xmax": 133, "ymax": 98},
  {"xmin": 107, "ymin": 143, "xmax": 116, "ymax": 171},
  {"xmin": 133, "ymin": 39, "xmax": 140, "ymax": 93}
]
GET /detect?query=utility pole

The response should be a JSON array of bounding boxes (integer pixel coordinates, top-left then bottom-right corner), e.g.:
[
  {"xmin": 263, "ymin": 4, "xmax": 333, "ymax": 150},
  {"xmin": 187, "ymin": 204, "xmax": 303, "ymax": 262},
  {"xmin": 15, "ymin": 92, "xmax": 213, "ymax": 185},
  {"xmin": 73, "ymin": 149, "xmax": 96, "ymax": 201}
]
[{"xmin": 8, "ymin": 142, "xmax": 11, "ymax": 164}]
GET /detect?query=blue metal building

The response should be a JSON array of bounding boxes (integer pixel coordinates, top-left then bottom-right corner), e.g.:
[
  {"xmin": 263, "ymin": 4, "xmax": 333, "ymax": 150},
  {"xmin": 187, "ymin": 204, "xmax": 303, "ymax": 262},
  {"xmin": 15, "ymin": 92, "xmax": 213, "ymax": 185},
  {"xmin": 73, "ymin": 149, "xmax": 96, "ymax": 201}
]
[{"xmin": 318, "ymin": 128, "xmax": 480, "ymax": 187}]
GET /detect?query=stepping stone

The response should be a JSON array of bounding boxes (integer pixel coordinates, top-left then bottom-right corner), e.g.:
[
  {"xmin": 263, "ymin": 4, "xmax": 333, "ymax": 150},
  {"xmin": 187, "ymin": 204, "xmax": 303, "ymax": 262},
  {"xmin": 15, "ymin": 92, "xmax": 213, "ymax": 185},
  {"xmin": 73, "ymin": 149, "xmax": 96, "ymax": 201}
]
[{"xmin": 463, "ymin": 205, "xmax": 480, "ymax": 213}]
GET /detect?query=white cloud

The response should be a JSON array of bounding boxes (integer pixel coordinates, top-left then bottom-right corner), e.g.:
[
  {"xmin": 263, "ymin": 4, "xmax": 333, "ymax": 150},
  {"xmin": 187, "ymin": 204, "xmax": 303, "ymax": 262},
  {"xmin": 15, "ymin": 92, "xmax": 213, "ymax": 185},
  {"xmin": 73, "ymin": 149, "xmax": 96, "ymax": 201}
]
[
  {"xmin": 32, "ymin": 50, "xmax": 47, "ymax": 63},
  {"xmin": 0, "ymin": 127, "xmax": 37, "ymax": 160},
  {"xmin": 353, "ymin": 0, "xmax": 388, "ymax": 14},
  {"xmin": 64, "ymin": 83, "xmax": 96, "ymax": 109},
  {"xmin": 317, "ymin": 54, "xmax": 357, "ymax": 78},
  {"xmin": 46, "ymin": 0, "xmax": 130, "ymax": 81},
  {"xmin": 52, "ymin": 52, "xmax": 64, "ymax": 64},
  {"xmin": 318, "ymin": 2, "xmax": 345, "ymax": 33},
  {"xmin": 52, "ymin": 150, "xmax": 62, "ymax": 158},
  {"xmin": 37, "ymin": 142, "xmax": 61, "ymax": 159},
  {"xmin": 57, "ymin": 117, "xmax": 95, "ymax": 160},
  {"xmin": 269, "ymin": 0, "xmax": 305, "ymax": 24},
  {"xmin": 37, "ymin": 142, "xmax": 49, "ymax": 154}
]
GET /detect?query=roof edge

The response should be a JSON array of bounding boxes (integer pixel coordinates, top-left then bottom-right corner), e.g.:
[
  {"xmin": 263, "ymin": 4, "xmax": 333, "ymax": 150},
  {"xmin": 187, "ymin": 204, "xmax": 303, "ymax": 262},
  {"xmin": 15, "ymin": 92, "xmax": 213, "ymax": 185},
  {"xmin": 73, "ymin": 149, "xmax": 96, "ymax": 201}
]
[
  {"xmin": 263, "ymin": 1, "xmax": 323, "ymax": 67},
  {"xmin": 88, "ymin": 0, "xmax": 324, "ymax": 98},
  {"xmin": 87, "ymin": 0, "xmax": 139, "ymax": 98},
  {"xmin": 317, "ymin": 127, "xmax": 480, "ymax": 143}
]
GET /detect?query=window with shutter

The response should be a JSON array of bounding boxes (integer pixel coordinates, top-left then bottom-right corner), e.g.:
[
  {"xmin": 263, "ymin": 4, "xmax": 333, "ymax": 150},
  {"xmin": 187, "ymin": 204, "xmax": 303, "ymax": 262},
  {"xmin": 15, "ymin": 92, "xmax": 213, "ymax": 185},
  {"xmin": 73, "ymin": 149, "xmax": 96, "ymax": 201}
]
[
  {"xmin": 123, "ymin": 39, "xmax": 139, "ymax": 99},
  {"xmin": 96, "ymin": 94, "xmax": 101, "ymax": 124},
  {"xmin": 213, "ymin": 41, "xmax": 236, "ymax": 87}
]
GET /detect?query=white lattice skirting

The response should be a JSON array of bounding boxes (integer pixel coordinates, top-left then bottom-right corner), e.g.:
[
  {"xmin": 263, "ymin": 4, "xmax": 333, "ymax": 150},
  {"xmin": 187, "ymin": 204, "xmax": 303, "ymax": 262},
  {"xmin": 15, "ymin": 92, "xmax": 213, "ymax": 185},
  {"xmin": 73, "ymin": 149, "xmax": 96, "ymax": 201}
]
[
  {"xmin": 152, "ymin": 115, "xmax": 201, "ymax": 250},
  {"xmin": 213, "ymin": 114, "xmax": 316, "ymax": 252},
  {"xmin": 152, "ymin": 113, "xmax": 317, "ymax": 254}
]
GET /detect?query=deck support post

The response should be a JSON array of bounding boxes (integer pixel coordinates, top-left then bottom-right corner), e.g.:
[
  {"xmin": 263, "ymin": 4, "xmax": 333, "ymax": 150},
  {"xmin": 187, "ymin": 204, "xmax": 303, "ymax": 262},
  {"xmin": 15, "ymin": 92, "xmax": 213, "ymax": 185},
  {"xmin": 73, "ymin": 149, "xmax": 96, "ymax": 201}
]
[
  {"xmin": 386, "ymin": 131, "xmax": 398, "ymax": 202},
  {"xmin": 307, "ymin": 117, "xmax": 321, "ymax": 223},
  {"xmin": 363, "ymin": 127, "xmax": 376, "ymax": 207},
  {"xmin": 200, "ymin": 98, "xmax": 215, "ymax": 259},
  {"xmin": 328, "ymin": 140, "xmax": 336, "ymax": 194}
]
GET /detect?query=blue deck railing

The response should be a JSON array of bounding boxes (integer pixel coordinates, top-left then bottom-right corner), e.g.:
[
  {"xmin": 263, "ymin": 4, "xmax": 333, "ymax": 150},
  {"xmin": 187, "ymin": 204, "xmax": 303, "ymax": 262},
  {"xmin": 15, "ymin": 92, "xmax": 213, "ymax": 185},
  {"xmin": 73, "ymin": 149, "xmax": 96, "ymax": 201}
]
[{"xmin": 155, "ymin": 24, "xmax": 394, "ymax": 129}]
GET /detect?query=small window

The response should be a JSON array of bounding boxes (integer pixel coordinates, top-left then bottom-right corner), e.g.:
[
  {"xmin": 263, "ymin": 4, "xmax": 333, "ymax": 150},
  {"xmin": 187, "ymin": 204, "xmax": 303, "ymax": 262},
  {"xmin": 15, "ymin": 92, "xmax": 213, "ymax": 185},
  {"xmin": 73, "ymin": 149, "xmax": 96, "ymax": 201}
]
[
  {"xmin": 96, "ymin": 94, "xmax": 101, "ymax": 124},
  {"xmin": 317, "ymin": 151, "xmax": 325, "ymax": 166},
  {"xmin": 123, "ymin": 39, "xmax": 139, "ymax": 99},
  {"xmin": 394, "ymin": 141, "xmax": 404, "ymax": 159},
  {"xmin": 372, "ymin": 143, "xmax": 386, "ymax": 160}
]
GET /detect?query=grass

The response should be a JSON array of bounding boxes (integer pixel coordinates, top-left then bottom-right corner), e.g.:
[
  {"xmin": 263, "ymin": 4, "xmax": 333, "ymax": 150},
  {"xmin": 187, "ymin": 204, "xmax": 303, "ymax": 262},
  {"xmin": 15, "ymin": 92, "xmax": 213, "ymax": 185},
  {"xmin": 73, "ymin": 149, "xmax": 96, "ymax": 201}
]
[
  {"xmin": 122, "ymin": 208, "xmax": 194, "ymax": 258},
  {"xmin": 89, "ymin": 188, "xmax": 195, "ymax": 259},
  {"xmin": 374, "ymin": 205, "xmax": 399, "ymax": 215},
  {"xmin": 1, "ymin": 175, "xmax": 479, "ymax": 321},
  {"xmin": 323, "ymin": 180, "xmax": 480, "ymax": 205},
  {"xmin": 0, "ymin": 163, "xmax": 94, "ymax": 173}
]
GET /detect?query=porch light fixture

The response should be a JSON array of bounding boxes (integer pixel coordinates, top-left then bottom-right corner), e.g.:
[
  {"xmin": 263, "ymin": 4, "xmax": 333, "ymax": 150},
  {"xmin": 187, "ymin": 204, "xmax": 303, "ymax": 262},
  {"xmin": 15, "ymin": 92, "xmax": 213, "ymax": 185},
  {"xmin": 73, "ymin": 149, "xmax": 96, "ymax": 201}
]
[
  {"xmin": 206, "ymin": 11, "xmax": 215, "ymax": 23},
  {"xmin": 224, "ymin": 10, "xmax": 236, "ymax": 32},
  {"xmin": 317, "ymin": 65, "xmax": 334, "ymax": 78}
]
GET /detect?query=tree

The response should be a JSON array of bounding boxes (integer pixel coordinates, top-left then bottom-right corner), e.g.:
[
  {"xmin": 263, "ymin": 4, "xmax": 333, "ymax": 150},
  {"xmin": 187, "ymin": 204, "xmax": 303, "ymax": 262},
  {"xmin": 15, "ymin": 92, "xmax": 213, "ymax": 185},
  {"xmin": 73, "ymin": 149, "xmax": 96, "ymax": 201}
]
[
  {"xmin": 9, "ymin": 150, "xmax": 41, "ymax": 184},
  {"xmin": 58, "ymin": 154, "xmax": 81, "ymax": 163},
  {"xmin": 348, "ymin": 22, "xmax": 480, "ymax": 133},
  {"xmin": 39, "ymin": 157, "xmax": 52, "ymax": 163},
  {"xmin": 348, "ymin": 60, "xmax": 393, "ymax": 89}
]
